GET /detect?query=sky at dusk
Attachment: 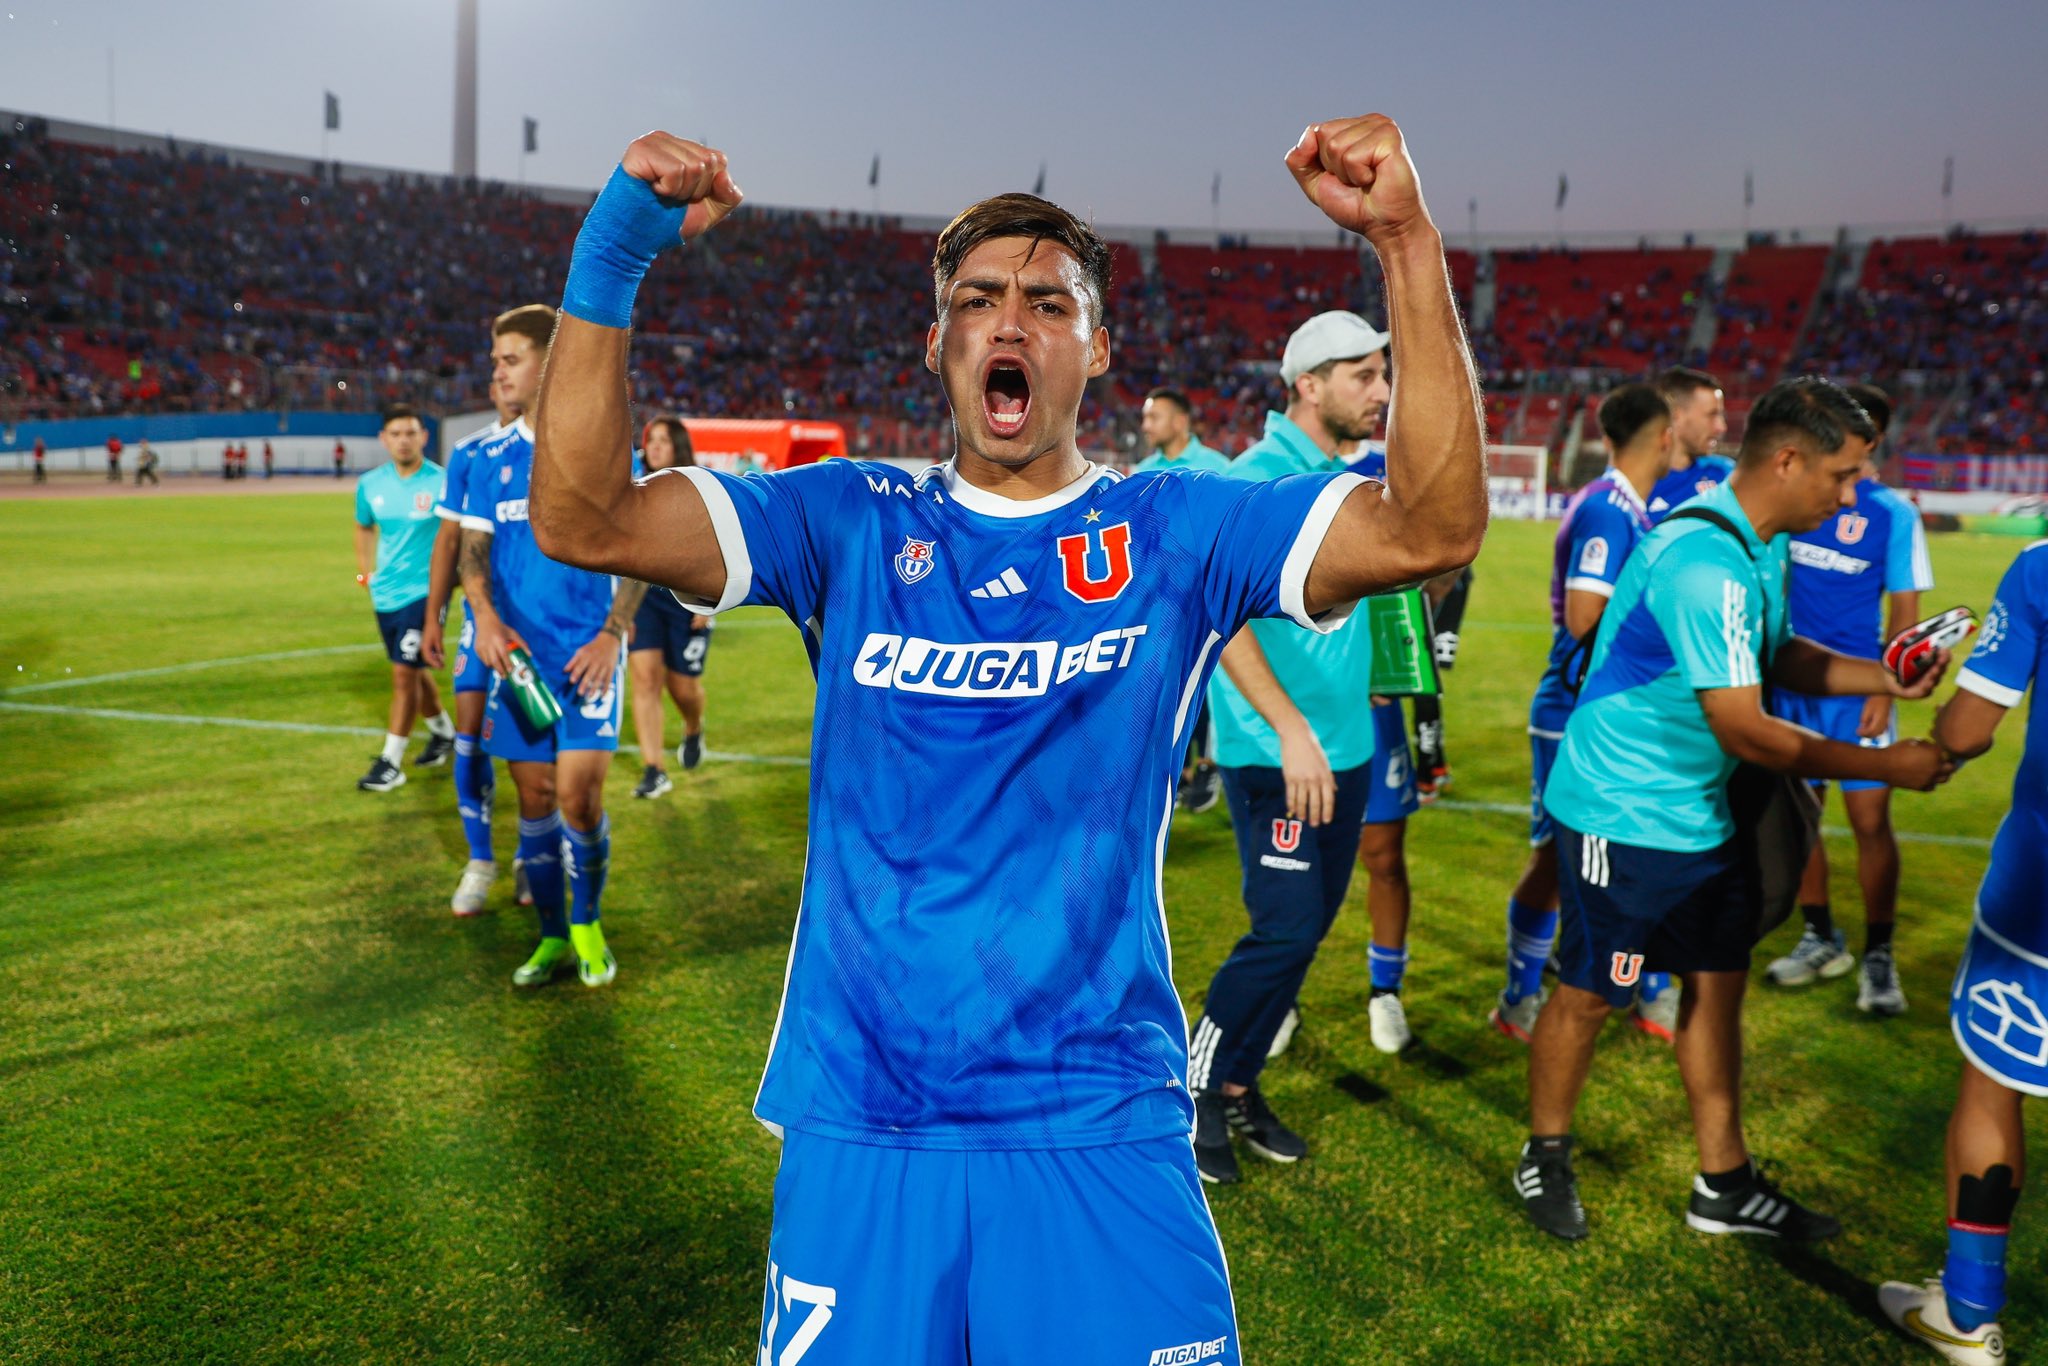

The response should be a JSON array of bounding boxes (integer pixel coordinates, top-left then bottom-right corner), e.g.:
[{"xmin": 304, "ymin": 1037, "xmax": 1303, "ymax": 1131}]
[{"xmin": 3, "ymin": 0, "xmax": 2045, "ymax": 239}]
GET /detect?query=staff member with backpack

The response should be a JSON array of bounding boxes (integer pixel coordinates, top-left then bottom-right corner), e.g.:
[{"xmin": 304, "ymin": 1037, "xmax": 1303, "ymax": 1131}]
[{"xmin": 1513, "ymin": 378, "xmax": 1954, "ymax": 1244}]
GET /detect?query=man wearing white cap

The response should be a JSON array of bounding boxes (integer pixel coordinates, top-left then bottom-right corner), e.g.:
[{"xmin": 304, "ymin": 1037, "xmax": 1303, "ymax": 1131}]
[{"xmin": 1186, "ymin": 310, "xmax": 1402, "ymax": 1186}]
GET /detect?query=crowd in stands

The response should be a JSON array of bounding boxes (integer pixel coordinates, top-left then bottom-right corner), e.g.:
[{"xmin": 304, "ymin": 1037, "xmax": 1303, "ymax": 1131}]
[{"xmin": 3, "ymin": 118, "xmax": 2043, "ymax": 461}]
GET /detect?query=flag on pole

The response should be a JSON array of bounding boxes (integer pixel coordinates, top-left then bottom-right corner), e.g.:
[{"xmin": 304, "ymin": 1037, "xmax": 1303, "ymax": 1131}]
[
  {"xmin": 869, "ymin": 154, "xmax": 880, "ymax": 187},
  {"xmin": 324, "ymin": 92, "xmax": 340, "ymax": 131},
  {"xmin": 1942, "ymin": 155, "xmax": 1954, "ymax": 199},
  {"xmin": 1744, "ymin": 168, "xmax": 1754, "ymax": 208},
  {"xmin": 523, "ymin": 118, "xmax": 538, "ymax": 154},
  {"xmin": 1555, "ymin": 173, "xmax": 1568, "ymax": 211},
  {"xmin": 1033, "ymin": 162, "xmax": 1046, "ymax": 196},
  {"xmin": 1211, "ymin": 171, "xmax": 1221, "ymax": 206}
]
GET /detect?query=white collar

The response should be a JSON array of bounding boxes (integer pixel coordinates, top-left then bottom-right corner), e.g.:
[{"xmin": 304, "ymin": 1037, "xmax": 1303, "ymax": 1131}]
[
  {"xmin": 512, "ymin": 416, "xmax": 534, "ymax": 441},
  {"xmin": 1607, "ymin": 466, "xmax": 1649, "ymax": 511},
  {"xmin": 934, "ymin": 458, "xmax": 1104, "ymax": 519}
]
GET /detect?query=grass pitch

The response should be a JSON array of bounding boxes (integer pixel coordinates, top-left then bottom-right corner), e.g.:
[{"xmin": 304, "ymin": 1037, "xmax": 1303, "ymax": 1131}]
[{"xmin": 0, "ymin": 487, "xmax": 2037, "ymax": 1364}]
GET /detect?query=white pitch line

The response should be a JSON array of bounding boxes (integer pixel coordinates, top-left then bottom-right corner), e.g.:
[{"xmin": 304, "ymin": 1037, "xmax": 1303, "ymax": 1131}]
[{"xmin": 8, "ymin": 643, "xmax": 379, "ymax": 694}]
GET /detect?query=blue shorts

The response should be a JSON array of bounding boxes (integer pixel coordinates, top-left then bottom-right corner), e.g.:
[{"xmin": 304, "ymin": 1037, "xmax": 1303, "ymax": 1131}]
[
  {"xmin": 451, "ymin": 602, "xmax": 491, "ymax": 695},
  {"xmin": 480, "ymin": 654, "xmax": 623, "ymax": 762},
  {"xmin": 1770, "ymin": 689, "xmax": 1895, "ymax": 793},
  {"xmin": 1366, "ymin": 700, "xmax": 1418, "ymax": 825},
  {"xmin": 1952, "ymin": 917, "xmax": 2048, "ymax": 1097},
  {"xmin": 374, "ymin": 597, "xmax": 428, "ymax": 667},
  {"xmin": 630, "ymin": 593, "xmax": 713, "ymax": 677},
  {"xmin": 1554, "ymin": 824, "xmax": 1757, "ymax": 1006},
  {"xmin": 759, "ymin": 1131, "xmax": 1239, "ymax": 1366},
  {"xmin": 1528, "ymin": 731, "xmax": 1562, "ymax": 847}
]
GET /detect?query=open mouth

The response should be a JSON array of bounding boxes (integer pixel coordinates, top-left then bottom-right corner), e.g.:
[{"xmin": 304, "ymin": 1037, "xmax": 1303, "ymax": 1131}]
[{"xmin": 982, "ymin": 359, "xmax": 1031, "ymax": 439}]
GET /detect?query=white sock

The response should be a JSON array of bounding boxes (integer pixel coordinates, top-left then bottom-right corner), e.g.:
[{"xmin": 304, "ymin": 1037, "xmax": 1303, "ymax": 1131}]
[
  {"xmin": 424, "ymin": 711, "xmax": 455, "ymax": 739},
  {"xmin": 381, "ymin": 733, "xmax": 409, "ymax": 766}
]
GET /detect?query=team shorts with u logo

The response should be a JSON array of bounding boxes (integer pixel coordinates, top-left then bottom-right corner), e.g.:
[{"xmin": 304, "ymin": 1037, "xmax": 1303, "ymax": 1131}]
[
  {"xmin": 1952, "ymin": 913, "xmax": 2048, "ymax": 1096},
  {"xmin": 1769, "ymin": 689, "xmax": 1896, "ymax": 793},
  {"xmin": 374, "ymin": 596, "xmax": 429, "ymax": 667},
  {"xmin": 451, "ymin": 602, "xmax": 492, "ymax": 694},
  {"xmin": 480, "ymin": 654, "xmax": 623, "ymax": 762},
  {"xmin": 629, "ymin": 592, "xmax": 714, "ymax": 677},
  {"xmin": 1553, "ymin": 823, "xmax": 1758, "ymax": 1006}
]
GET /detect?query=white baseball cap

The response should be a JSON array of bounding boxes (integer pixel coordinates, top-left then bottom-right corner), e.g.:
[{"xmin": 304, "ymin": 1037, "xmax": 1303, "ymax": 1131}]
[{"xmin": 1279, "ymin": 310, "xmax": 1391, "ymax": 386}]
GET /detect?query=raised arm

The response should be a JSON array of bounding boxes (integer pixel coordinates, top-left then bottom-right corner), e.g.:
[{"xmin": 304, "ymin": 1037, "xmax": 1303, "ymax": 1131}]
[
  {"xmin": 1285, "ymin": 116, "xmax": 1487, "ymax": 615},
  {"xmin": 529, "ymin": 134, "xmax": 744, "ymax": 600}
]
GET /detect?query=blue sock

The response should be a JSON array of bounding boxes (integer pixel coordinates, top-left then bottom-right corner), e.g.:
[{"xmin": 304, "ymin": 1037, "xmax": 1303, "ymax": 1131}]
[
  {"xmin": 1945, "ymin": 1220, "xmax": 2009, "ymax": 1331},
  {"xmin": 1368, "ymin": 943, "xmax": 1408, "ymax": 993},
  {"xmin": 564, "ymin": 815, "xmax": 610, "ymax": 928},
  {"xmin": 517, "ymin": 812, "xmax": 568, "ymax": 940},
  {"xmin": 1505, "ymin": 898, "xmax": 1556, "ymax": 1004},
  {"xmin": 453, "ymin": 734, "xmax": 495, "ymax": 862},
  {"xmin": 1640, "ymin": 971, "xmax": 1672, "ymax": 1003}
]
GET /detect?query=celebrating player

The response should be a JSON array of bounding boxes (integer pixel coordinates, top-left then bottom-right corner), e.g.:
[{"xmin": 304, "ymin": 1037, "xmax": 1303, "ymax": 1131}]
[
  {"xmin": 1492, "ymin": 383, "xmax": 1674, "ymax": 1042},
  {"xmin": 628, "ymin": 415, "xmax": 714, "ymax": 800},
  {"xmin": 1644, "ymin": 366, "xmax": 1732, "ymax": 522},
  {"xmin": 350, "ymin": 404, "xmax": 456, "ymax": 791},
  {"xmin": 1517, "ymin": 378, "xmax": 1952, "ymax": 1244},
  {"xmin": 1765, "ymin": 384, "xmax": 1933, "ymax": 1015},
  {"xmin": 1878, "ymin": 541, "xmax": 2047, "ymax": 1364},
  {"xmin": 529, "ymin": 116, "xmax": 1485, "ymax": 1362},
  {"xmin": 457, "ymin": 304, "xmax": 644, "ymax": 988}
]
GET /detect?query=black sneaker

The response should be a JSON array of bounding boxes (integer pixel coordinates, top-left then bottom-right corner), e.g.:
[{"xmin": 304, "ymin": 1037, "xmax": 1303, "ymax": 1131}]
[
  {"xmin": 414, "ymin": 732, "xmax": 456, "ymax": 768},
  {"xmin": 679, "ymin": 733, "xmax": 704, "ymax": 770},
  {"xmin": 1515, "ymin": 1142, "xmax": 1589, "ymax": 1241},
  {"xmin": 1182, "ymin": 762, "xmax": 1222, "ymax": 814},
  {"xmin": 1686, "ymin": 1164, "xmax": 1841, "ymax": 1241},
  {"xmin": 1224, "ymin": 1083, "xmax": 1307, "ymax": 1163},
  {"xmin": 357, "ymin": 756, "xmax": 405, "ymax": 792},
  {"xmin": 633, "ymin": 765, "xmax": 673, "ymax": 800},
  {"xmin": 1192, "ymin": 1089, "xmax": 1240, "ymax": 1185}
]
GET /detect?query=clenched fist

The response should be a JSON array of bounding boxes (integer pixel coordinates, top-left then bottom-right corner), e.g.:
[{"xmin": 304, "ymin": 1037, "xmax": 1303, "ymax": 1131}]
[
  {"xmin": 619, "ymin": 131, "xmax": 743, "ymax": 242},
  {"xmin": 1285, "ymin": 115, "xmax": 1432, "ymax": 243}
]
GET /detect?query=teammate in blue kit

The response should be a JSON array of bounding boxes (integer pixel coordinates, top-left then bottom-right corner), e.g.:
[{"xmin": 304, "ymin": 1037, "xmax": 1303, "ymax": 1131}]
[
  {"xmin": 1491, "ymin": 383, "xmax": 1673, "ymax": 1042},
  {"xmin": 528, "ymin": 117, "xmax": 1485, "ymax": 1363},
  {"xmin": 1517, "ymin": 379, "xmax": 1952, "ymax": 1245},
  {"xmin": 1766, "ymin": 384, "xmax": 1934, "ymax": 1014},
  {"xmin": 350, "ymin": 404, "xmax": 456, "ymax": 792},
  {"xmin": 1644, "ymin": 366, "xmax": 1733, "ymax": 524},
  {"xmin": 424, "ymin": 370, "xmax": 524, "ymax": 915},
  {"xmin": 458, "ymin": 304, "xmax": 647, "ymax": 989},
  {"xmin": 1878, "ymin": 541, "xmax": 2048, "ymax": 1364}
]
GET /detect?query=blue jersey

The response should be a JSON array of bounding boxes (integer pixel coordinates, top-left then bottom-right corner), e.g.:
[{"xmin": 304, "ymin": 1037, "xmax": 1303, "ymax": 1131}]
[
  {"xmin": 434, "ymin": 417, "xmax": 507, "ymax": 524},
  {"xmin": 1787, "ymin": 478, "xmax": 1932, "ymax": 659},
  {"xmin": 671, "ymin": 457, "xmax": 1364, "ymax": 1149},
  {"xmin": 1529, "ymin": 470, "xmax": 1653, "ymax": 737},
  {"xmin": 456, "ymin": 418, "xmax": 615, "ymax": 670},
  {"xmin": 1646, "ymin": 453, "xmax": 1734, "ymax": 523},
  {"xmin": 1955, "ymin": 542, "xmax": 2048, "ymax": 950}
]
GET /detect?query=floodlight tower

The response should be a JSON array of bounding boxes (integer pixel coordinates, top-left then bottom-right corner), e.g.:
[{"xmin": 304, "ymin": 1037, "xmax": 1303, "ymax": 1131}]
[{"xmin": 453, "ymin": 0, "xmax": 479, "ymax": 178}]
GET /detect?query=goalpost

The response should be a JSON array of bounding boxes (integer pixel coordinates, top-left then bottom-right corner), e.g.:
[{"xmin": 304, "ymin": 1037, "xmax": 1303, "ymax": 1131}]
[{"xmin": 1488, "ymin": 443, "xmax": 1552, "ymax": 520}]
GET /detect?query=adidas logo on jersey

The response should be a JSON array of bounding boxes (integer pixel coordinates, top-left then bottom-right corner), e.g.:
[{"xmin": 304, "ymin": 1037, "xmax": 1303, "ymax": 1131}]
[
  {"xmin": 969, "ymin": 568, "xmax": 1029, "ymax": 599},
  {"xmin": 853, "ymin": 625, "xmax": 1147, "ymax": 698}
]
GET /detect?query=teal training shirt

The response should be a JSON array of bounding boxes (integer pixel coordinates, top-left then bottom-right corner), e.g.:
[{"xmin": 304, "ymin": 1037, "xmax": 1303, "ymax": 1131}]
[
  {"xmin": 1543, "ymin": 479, "xmax": 1793, "ymax": 851},
  {"xmin": 1132, "ymin": 436, "xmax": 1230, "ymax": 475},
  {"xmin": 1207, "ymin": 411, "xmax": 1377, "ymax": 771},
  {"xmin": 355, "ymin": 460, "xmax": 445, "ymax": 612}
]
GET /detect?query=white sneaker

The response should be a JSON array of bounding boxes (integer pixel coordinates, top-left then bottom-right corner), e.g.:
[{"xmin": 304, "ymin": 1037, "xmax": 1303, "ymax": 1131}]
[
  {"xmin": 1766, "ymin": 927, "xmax": 1855, "ymax": 986},
  {"xmin": 1267, "ymin": 1006, "xmax": 1301, "ymax": 1059},
  {"xmin": 514, "ymin": 857, "xmax": 533, "ymax": 908},
  {"xmin": 451, "ymin": 859, "xmax": 495, "ymax": 917},
  {"xmin": 1368, "ymin": 993, "xmax": 1412, "ymax": 1054},
  {"xmin": 1859, "ymin": 947, "xmax": 1908, "ymax": 1016},
  {"xmin": 1880, "ymin": 1277, "xmax": 2005, "ymax": 1364},
  {"xmin": 1489, "ymin": 987, "xmax": 1544, "ymax": 1043}
]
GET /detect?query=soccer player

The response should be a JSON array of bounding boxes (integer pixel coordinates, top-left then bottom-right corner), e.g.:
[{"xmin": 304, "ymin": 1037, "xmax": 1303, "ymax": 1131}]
[
  {"xmin": 1517, "ymin": 378, "xmax": 1951, "ymax": 1244},
  {"xmin": 423, "ymin": 373, "xmax": 524, "ymax": 915},
  {"xmin": 1644, "ymin": 365, "xmax": 1732, "ymax": 522},
  {"xmin": 1133, "ymin": 387, "xmax": 1227, "ymax": 812},
  {"xmin": 351, "ymin": 404, "xmax": 456, "ymax": 791},
  {"xmin": 1765, "ymin": 384, "xmax": 1932, "ymax": 1015},
  {"xmin": 1878, "ymin": 541, "xmax": 2047, "ymax": 1364},
  {"xmin": 458, "ymin": 303, "xmax": 644, "ymax": 989},
  {"xmin": 1491, "ymin": 383, "xmax": 1673, "ymax": 1043},
  {"xmin": 529, "ymin": 117, "xmax": 1484, "ymax": 1362},
  {"xmin": 628, "ymin": 415, "xmax": 713, "ymax": 800}
]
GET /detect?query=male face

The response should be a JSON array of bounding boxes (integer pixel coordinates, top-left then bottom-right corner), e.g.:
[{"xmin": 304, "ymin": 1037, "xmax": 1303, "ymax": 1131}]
[
  {"xmin": 380, "ymin": 416, "xmax": 427, "ymax": 467},
  {"xmin": 490, "ymin": 374, "xmax": 521, "ymax": 424},
  {"xmin": 1139, "ymin": 396, "xmax": 1187, "ymax": 451},
  {"xmin": 925, "ymin": 235, "xmax": 1109, "ymax": 467},
  {"xmin": 1302, "ymin": 351, "xmax": 1391, "ymax": 446},
  {"xmin": 1778, "ymin": 432, "xmax": 1870, "ymax": 533},
  {"xmin": 492, "ymin": 333, "xmax": 545, "ymax": 413},
  {"xmin": 1670, "ymin": 386, "xmax": 1727, "ymax": 459}
]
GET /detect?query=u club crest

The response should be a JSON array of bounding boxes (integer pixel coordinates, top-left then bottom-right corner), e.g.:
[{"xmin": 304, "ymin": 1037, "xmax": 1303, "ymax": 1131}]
[
  {"xmin": 1836, "ymin": 511, "xmax": 1868, "ymax": 544},
  {"xmin": 894, "ymin": 535, "xmax": 937, "ymax": 585}
]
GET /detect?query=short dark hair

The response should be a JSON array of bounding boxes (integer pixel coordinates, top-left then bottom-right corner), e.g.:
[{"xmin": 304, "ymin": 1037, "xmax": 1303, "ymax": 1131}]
[
  {"xmin": 1844, "ymin": 382, "xmax": 1892, "ymax": 436},
  {"xmin": 932, "ymin": 193, "xmax": 1113, "ymax": 325},
  {"xmin": 493, "ymin": 303, "xmax": 557, "ymax": 353},
  {"xmin": 380, "ymin": 403, "xmax": 422, "ymax": 430},
  {"xmin": 641, "ymin": 415, "xmax": 695, "ymax": 469},
  {"xmin": 1598, "ymin": 383, "xmax": 1670, "ymax": 451},
  {"xmin": 1655, "ymin": 365, "xmax": 1721, "ymax": 406},
  {"xmin": 1144, "ymin": 388, "xmax": 1192, "ymax": 417},
  {"xmin": 1740, "ymin": 377, "xmax": 1879, "ymax": 467}
]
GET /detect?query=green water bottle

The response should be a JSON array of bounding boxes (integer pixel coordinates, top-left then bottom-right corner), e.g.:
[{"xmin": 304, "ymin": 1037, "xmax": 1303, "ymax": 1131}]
[{"xmin": 505, "ymin": 646, "xmax": 563, "ymax": 729}]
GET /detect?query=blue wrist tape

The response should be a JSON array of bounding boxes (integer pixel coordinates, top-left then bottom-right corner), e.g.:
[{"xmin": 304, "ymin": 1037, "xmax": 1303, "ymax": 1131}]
[{"xmin": 561, "ymin": 163, "xmax": 689, "ymax": 328}]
